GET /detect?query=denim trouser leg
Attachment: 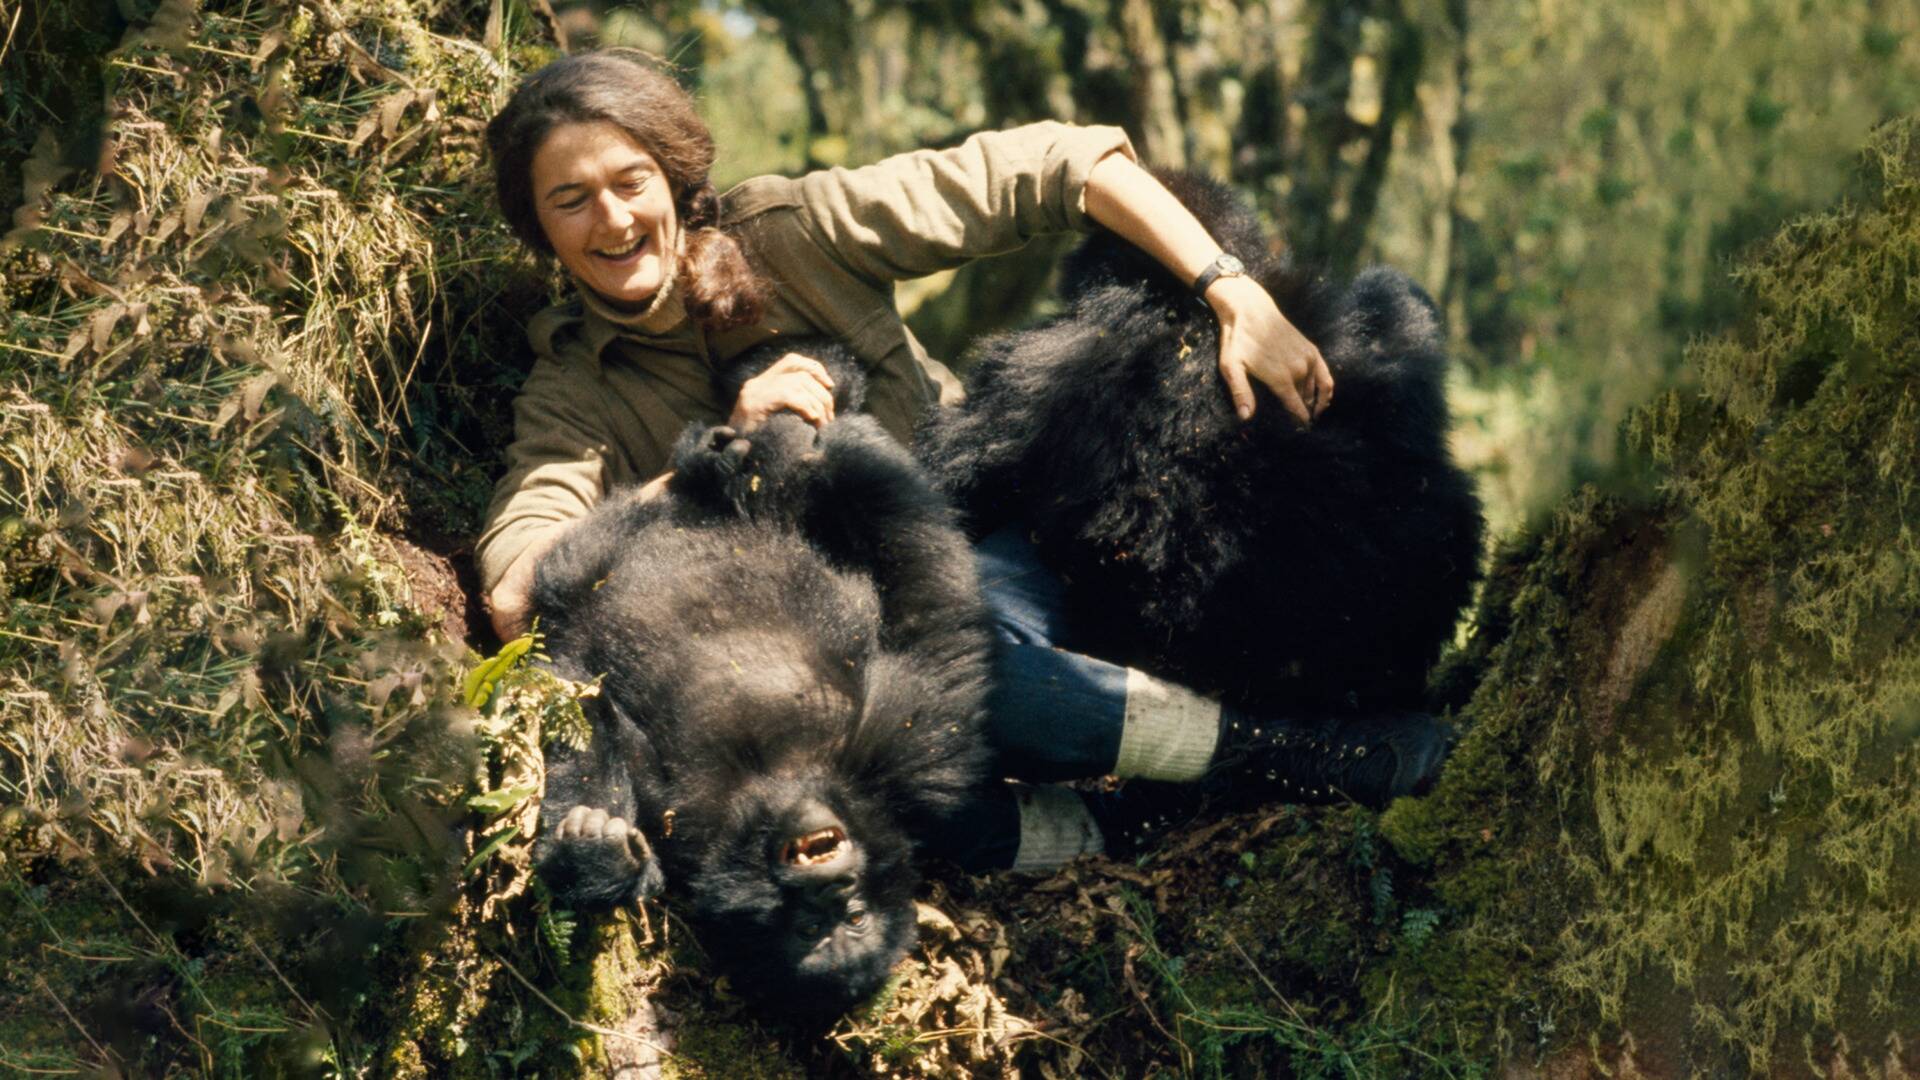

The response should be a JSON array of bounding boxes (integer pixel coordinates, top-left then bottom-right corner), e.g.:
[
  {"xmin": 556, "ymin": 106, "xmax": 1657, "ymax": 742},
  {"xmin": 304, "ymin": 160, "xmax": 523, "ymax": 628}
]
[
  {"xmin": 923, "ymin": 529, "xmax": 1137, "ymax": 871},
  {"xmin": 974, "ymin": 527, "xmax": 1128, "ymax": 782}
]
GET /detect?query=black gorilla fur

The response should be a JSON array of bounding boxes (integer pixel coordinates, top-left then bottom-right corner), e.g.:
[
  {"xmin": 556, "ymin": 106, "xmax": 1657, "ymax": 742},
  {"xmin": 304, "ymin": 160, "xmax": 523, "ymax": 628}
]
[
  {"xmin": 918, "ymin": 172, "xmax": 1485, "ymax": 713},
  {"xmin": 530, "ymin": 340, "xmax": 991, "ymax": 1016}
]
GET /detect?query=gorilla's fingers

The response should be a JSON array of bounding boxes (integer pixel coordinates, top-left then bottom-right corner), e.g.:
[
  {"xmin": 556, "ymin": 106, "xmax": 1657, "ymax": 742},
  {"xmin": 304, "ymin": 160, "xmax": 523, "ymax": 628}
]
[
  {"xmin": 723, "ymin": 437, "xmax": 752, "ymax": 465},
  {"xmin": 582, "ymin": 807, "xmax": 609, "ymax": 837},
  {"xmin": 556, "ymin": 804, "xmax": 593, "ymax": 839},
  {"xmin": 706, "ymin": 425, "xmax": 740, "ymax": 452}
]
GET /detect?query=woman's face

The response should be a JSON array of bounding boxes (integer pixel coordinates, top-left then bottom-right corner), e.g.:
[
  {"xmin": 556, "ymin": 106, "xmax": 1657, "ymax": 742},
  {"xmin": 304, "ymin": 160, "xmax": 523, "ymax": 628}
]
[{"xmin": 532, "ymin": 120, "xmax": 679, "ymax": 304}]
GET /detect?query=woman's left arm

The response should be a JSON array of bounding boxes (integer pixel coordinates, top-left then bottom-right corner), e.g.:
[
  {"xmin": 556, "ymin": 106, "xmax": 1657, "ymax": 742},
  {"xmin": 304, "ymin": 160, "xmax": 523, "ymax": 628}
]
[{"xmin": 1082, "ymin": 152, "xmax": 1333, "ymax": 425}]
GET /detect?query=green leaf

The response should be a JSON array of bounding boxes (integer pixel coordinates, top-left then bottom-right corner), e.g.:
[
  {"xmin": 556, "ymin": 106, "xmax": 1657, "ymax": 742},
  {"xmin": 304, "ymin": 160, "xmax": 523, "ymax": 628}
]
[
  {"xmin": 463, "ymin": 633, "xmax": 534, "ymax": 709},
  {"xmin": 467, "ymin": 783, "xmax": 537, "ymax": 816},
  {"xmin": 463, "ymin": 824, "xmax": 520, "ymax": 877}
]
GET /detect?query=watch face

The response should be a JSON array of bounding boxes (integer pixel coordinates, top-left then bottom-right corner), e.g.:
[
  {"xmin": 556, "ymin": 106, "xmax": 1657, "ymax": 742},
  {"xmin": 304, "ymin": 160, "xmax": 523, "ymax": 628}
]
[{"xmin": 1218, "ymin": 254, "xmax": 1245, "ymax": 274}]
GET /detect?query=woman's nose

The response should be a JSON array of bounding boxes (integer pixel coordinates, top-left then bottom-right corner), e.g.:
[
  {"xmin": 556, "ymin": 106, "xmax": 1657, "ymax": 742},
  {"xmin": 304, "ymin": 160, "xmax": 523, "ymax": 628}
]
[{"xmin": 594, "ymin": 189, "xmax": 634, "ymax": 229}]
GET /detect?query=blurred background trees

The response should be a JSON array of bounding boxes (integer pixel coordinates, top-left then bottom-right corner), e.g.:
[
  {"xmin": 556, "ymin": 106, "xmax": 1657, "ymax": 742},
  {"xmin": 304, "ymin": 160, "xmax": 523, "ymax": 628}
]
[
  {"xmin": 539, "ymin": 0, "xmax": 1920, "ymax": 529},
  {"xmin": 5, "ymin": 0, "xmax": 1915, "ymax": 527}
]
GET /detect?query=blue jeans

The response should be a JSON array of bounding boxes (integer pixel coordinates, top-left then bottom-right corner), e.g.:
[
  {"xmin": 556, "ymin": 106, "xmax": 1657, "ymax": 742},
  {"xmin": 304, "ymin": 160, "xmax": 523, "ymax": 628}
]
[
  {"xmin": 923, "ymin": 528, "xmax": 1137, "ymax": 870},
  {"xmin": 973, "ymin": 527, "xmax": 1129, "ymax": 782}
]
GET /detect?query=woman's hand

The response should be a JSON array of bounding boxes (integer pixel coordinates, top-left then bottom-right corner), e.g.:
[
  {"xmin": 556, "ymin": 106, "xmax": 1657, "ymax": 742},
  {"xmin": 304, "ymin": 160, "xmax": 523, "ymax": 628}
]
[
  {"xmin": 1082, "ymin": 151, "xmax": 1334, "ymax": 425},
  {"xmin": 1207, "ymin": 275, "xmax": 1333, "ymax": 425},
  {"xmin": 730, "ymin": 353, "xmax": 836, "ymax": 432}
]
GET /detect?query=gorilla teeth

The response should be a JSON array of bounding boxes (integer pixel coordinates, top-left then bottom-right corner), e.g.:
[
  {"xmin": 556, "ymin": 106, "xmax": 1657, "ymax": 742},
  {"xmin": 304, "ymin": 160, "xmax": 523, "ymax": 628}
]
[{"xmin": 781, "ymin": 827, "xmax": 847, "ymax": 866}]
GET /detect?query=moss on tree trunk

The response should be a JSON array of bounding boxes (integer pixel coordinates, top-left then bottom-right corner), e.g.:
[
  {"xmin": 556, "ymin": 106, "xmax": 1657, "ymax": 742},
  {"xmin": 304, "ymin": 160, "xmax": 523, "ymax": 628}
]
[{"xmin": 1106, "ymin": 117, "xmax": 1920, "ymax": 1076}]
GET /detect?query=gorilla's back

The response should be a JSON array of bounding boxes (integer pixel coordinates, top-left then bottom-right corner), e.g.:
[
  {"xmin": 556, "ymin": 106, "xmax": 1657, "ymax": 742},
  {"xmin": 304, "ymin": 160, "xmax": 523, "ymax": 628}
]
[{"xmin": 918, "ymin": 173, "xmax": 1484, "ymax": 712}]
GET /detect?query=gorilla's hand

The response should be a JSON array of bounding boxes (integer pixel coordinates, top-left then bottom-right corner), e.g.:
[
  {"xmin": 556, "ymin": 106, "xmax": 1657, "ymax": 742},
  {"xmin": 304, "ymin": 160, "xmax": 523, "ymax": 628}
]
[{"xmin": 537, "ymin": 804, "xmax": 666, "ymax": 910}]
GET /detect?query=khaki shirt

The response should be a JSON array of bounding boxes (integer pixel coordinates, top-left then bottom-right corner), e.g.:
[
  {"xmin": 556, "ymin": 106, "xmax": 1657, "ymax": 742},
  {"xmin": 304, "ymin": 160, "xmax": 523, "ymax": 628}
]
[{"xmin": 476, "ymin": 121, "xmax": 1137, "ymax": 592}]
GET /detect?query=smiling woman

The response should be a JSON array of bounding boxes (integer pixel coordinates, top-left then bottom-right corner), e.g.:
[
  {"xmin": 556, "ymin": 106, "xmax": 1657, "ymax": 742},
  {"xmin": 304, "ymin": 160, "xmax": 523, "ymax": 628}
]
[
  {"xmin": 476, "ymin": 51, "xmax": 1337, "ymax": 647},
  {"xmin": 530, "ymin": 123, "xmax": 680, "ymax": 305}
]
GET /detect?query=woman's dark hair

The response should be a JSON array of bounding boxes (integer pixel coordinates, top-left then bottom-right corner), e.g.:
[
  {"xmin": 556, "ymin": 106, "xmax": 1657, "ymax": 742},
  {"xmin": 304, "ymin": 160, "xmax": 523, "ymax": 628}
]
[{"xmin": 488, "ymin": 50, "xmax": 768, "ymax": 332}]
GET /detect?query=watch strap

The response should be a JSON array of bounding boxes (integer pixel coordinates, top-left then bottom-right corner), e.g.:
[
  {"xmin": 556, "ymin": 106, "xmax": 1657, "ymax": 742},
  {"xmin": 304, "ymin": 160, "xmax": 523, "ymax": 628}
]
[{"xmin": 1191, "ymin": 253, "xmax": 1245, "ymax": 297}]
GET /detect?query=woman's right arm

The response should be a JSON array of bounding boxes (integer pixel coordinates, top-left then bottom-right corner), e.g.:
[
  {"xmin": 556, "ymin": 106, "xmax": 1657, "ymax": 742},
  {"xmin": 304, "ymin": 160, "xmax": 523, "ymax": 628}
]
[{"xmin": 477, "ymin": 356, "xmax": 622, "ymax": 639}]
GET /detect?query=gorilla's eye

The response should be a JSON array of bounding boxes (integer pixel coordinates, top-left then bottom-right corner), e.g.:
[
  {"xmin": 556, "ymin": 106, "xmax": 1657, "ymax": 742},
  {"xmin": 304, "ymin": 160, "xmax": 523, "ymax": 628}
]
[
  {"xmin": 795, "ymin": 918, "xmax": 822, "ymax": 939},
  {"xmin": 847, "ymin": 906, "xmax": 868, "ymax": 930}
]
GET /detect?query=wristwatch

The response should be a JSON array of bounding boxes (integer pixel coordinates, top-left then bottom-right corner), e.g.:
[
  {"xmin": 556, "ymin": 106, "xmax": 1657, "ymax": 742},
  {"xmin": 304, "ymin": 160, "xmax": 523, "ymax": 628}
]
[{"xmin": 1191, "ymin": 252, "xmax": 1245, "ymax": 298}]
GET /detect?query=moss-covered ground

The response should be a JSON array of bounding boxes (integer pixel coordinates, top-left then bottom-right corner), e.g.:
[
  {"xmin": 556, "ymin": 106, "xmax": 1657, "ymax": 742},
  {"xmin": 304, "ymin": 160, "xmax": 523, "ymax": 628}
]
[{"xmin": 3, "ymin": 1, "xmax": 1918, "ymax": 1075}]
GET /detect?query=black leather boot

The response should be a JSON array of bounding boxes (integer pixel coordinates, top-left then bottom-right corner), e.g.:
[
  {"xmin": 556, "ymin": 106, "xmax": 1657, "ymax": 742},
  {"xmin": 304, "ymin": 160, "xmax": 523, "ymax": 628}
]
[
  {"xmin": 1086, "ymin": 711, "xmax": 1456, "ymax": 858},
  {"xmin": 1211, "ymin": 709, "xmax": 1457, "ymax": 809}
]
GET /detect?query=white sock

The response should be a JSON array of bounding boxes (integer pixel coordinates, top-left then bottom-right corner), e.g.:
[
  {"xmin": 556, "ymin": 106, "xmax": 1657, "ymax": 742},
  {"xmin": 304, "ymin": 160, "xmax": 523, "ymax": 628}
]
[
  {"xmin": 1112, "ymin": 667, "xmax": 1220, "ymax": 781},
  {"xmin": 1011, "ymin": 784, "xmax": 1105, "ymax": 870}
]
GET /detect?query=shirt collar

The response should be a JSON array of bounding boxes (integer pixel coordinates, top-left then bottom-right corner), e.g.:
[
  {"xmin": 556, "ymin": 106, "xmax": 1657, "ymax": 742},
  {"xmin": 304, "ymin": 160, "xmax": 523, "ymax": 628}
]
[{"xmin": 573, "ymin": 217, "xmax": 699, "ymax": 360}]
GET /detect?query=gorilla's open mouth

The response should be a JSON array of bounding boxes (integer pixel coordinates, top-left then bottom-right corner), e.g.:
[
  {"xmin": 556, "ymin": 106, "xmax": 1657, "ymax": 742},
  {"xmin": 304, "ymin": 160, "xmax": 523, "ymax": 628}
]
[{"xmin": 780, "ymin": 827, "xmax": 847, "ymax": 867}]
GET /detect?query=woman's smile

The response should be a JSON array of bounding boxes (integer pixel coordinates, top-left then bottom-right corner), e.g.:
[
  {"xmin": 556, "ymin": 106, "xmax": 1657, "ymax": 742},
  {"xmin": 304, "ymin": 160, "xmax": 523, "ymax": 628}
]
[
  {"xmin": 595, "ymin": 235, "xmax": 647, "ymax": 262},
  {"xmin": 532, "ymin": 120, "xmax": 680, "ymax": 305}
]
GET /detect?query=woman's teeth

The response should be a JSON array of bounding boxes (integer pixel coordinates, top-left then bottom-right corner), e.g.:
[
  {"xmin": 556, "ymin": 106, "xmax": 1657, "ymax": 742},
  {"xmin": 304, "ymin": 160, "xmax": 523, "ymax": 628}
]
[{"xmin": 596, "ymin": 237, "xmax": 644, "ymax": 258}]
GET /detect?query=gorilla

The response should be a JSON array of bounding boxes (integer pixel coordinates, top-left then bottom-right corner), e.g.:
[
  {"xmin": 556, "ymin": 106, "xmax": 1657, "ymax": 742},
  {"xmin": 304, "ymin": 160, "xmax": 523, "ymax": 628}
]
[
  {"xmin": 529, "ymin": 343, "xmax": 992, "ymax": 1017},
  {"xmin": 917, "ymin": 172, "xmax": 1484, "ymax": 714}
]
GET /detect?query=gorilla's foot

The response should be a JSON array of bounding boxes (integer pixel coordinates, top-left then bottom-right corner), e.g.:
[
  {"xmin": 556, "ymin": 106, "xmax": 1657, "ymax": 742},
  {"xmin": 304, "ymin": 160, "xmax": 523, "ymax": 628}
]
[
  {"xmin": 672, "ymin": 417, "xmax": 825, "ymax": 517},
  {"xmin": 1212, "ymin": 710, "xmax": 1456, "ymax": 809}
]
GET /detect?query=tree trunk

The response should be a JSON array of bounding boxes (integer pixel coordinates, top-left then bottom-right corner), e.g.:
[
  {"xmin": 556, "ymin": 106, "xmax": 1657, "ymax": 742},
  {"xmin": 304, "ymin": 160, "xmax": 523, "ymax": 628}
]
[{"xmin": 1113, "ymin": 0, "xmax": 1187, "ymax": 167}]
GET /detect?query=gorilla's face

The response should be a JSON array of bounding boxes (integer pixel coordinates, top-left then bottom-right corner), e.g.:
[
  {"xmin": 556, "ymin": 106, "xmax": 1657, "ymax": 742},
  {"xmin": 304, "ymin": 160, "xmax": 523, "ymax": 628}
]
[
  {"xmin": 766, "ymin": 801, "xmax": 894, "ymax": 984},
  {"xmin": 682, "ymin": 781, "xmax": 919, "ymax": 1014}
]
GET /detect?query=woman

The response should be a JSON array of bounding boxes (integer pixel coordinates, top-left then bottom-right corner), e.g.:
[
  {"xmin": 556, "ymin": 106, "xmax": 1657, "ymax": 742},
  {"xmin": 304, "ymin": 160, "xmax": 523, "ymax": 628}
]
[{"xmin": 480, "ymin": 50, "xmax": 1445, "ymax": 871}]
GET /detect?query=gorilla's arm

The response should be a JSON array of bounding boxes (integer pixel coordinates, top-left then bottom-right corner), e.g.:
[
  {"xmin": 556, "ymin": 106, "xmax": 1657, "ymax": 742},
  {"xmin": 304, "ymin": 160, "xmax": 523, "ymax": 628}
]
[
  {"xmin": 530, "ymin": 484, "xmax": 673, "ymax": 626},
  {"xmin": 528, "ymin": 488, "xmax": 677, "ymax": 911},
  {"xmin": 803, "ymin": 416, "xmax": 988, "ymax": 664}
]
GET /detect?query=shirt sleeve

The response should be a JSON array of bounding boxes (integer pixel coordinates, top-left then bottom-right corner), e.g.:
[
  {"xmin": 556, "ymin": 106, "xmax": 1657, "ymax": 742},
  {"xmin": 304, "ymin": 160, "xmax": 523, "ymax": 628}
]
[
  {"xmin": 793, "ymin": 121, "xmax": 1138, "ymax": 285},
  {"xmin": 474, "ymin": 352, "xmax": 619, "ymax": 594}
]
